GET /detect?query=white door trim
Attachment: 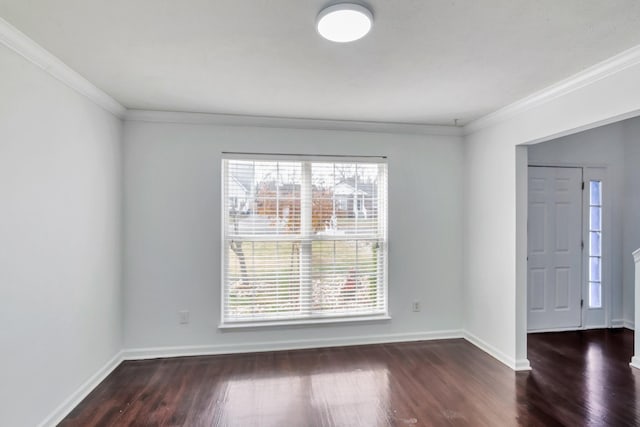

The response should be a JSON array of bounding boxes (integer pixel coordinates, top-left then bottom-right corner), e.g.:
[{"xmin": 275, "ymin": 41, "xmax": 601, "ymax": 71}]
[{"xmin": 582, "ymin": 167, "xmax": 610, "ymax": 328}]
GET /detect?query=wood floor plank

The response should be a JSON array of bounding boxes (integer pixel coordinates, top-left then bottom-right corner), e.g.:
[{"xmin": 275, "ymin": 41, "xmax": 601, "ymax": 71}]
[{"xmin": 59, "ymin": 329, "xmax": 639, "ymax": 426}]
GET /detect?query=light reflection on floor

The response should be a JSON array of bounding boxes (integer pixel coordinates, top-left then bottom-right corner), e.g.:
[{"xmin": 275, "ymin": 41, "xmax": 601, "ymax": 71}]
[
  {"xmin": 216, "ymin": 368, "xmax": 390, "ymax": 426},
  {"xmin": 585, "ymin": 340, "xmax": 606, "ymax": 425}
]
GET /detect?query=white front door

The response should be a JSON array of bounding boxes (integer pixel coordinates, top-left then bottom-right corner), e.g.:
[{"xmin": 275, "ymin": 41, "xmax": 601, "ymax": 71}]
[{"xmin": 528, "ymin": 166, "xmax": 583, "ymax": 331}]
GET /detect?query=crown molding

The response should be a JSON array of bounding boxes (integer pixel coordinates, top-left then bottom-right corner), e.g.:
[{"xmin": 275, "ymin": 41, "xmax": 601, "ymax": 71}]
[
  {"xmin": 125, "ymin": 109, "xmax": 464, "ymax": 137},
  {"xmin": 0, "ymin": 16, "xmax": 126, "ymax": 118},
  {"xmin": 464, "ymin": 44, "xmax": 640, "ymax": 135},
  {"xmin": 7, "ymin": 8, "xmax": 638, "ymax": 136}
]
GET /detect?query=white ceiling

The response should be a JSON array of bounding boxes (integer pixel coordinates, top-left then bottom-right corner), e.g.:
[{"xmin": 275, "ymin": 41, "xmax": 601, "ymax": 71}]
[{"xmin": 2, "ymin": 1, "xmax": 640, "ymax": 125}]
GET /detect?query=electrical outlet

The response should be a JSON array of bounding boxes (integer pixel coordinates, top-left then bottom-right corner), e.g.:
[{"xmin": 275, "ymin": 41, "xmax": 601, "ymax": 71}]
[
  {"xmin": 412, "ymin": 301, "xmax": 421, "ymax": 312},
  {"xmin": 179, "ymin": 310, "xmax": 190, "ymax": 324}
]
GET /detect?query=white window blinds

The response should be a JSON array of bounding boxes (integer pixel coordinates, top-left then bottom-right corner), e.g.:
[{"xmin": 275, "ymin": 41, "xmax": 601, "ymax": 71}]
[{"xmin": 222, "ymin": 157, "xmax": 388, "ymax": 325}]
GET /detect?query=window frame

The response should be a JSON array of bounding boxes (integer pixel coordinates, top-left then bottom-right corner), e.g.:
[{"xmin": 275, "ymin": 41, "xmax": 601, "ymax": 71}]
[
  {"xmin": 219, "ymin": 154, "xmax": 389, "ymax": 329},
  {"xmin": 581, "ymin": 166, "xmax": 609, "ymax": 328},
  {"xmin": 587, "ymin": 179, "xmax": 603, "ymax": 309}
]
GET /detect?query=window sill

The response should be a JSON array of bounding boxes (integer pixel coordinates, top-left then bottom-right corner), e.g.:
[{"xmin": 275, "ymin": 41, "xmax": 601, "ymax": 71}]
[{"xmin": 219, "ymin": 314, "xmax": 391, "ymax": 330}]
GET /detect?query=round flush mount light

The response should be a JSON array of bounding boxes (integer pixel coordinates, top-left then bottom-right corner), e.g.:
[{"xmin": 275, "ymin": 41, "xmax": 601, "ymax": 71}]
[{"xmin": 317, "ymin": 3, "xmax": 373, "ymax": 43}]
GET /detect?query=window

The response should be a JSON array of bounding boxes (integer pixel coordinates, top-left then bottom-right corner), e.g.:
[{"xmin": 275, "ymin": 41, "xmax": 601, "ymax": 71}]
[
  {"xmin": 222, "ymin": 156, "xmax": 388, "ymax": 326},
  {"xmin": 588, "ymin": 180, "xmax": 602, "ymax": 309}
]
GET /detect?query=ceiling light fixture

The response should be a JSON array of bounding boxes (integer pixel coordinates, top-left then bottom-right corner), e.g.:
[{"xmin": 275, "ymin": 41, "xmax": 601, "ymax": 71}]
[{"xmin": 316, "ymin": 3, "xmax": 373, "ymax": 43}]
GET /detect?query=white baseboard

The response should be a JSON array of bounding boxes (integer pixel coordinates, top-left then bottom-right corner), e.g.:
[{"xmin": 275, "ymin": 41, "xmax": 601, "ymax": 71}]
[
  {"xmin": 528, "ymin": 326, "xmax": 590, "ymax": 333},
  {"xmin": 611, "ymin": 319, "xmax": 624, "ymax": 328},
  {"xmin": 611, "ymin": 319, "xmax": 635, "ymax": 330},
  {"xmin": 37, "ymin": 350, "xmax": 123, "ymax": 427},
  {"xmin": 630, "ymin": 356, "xmax": 640, "ymax": 370},
  {"xmin": 514, "ymin": 358, "xmax": 532, "ymax": 371},
  {"xmin": 122, "ymin": 329, "xmax": 464, "ymax": 360},
  {"xmin": 462, "ymin": 331, "xmax": 531, "ymax": 371},
  {"xmin": 124, "ymin": 329, "xmax": 536, "ymax": 372}
]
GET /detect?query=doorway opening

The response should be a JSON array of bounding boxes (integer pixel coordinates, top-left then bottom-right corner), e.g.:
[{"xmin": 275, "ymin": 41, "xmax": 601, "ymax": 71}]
[{"xmin": 527, "ymin": 165, "xmax": 609, "ymax": 332}]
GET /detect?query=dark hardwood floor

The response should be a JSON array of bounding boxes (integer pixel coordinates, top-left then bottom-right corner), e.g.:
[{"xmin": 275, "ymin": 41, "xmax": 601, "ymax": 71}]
[{"xmin": 60, "ymin": 329, "xmax": 639, "ymax": 426}]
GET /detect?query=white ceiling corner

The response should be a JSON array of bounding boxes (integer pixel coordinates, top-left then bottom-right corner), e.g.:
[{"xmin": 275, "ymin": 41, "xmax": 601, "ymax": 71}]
[
  {"xmin": 463, "ymin": 43, "xmax": 640, "ymax": 135},
  {"xmin": 123, "ymin": 109, "xmax": 464, "ymax": 136},
  {"xmin": 1, "ymin": 1, "xmax": 640, "ymax": 126},
  {"xmin": 0, "ymin": 16, "xmax": 126, "ymax": 118}
]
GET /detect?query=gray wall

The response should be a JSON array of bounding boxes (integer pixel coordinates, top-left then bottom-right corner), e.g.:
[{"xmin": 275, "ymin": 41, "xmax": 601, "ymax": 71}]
[
  {"xmin": 0, "ymin": 44, "xmax": 123, "ymax": 426},
  {"xmin": 623, "ymin": 119, "xmax": 640, "ymax": 324},
  {"xmin": 123, "ymin": 120, "xmax": 464, "ymax": 350},
  {"xmin": 528, "ymin": 117, "xmax": 640, "ymax": 327},
  {"xmin": 463, "ymin": 55, "xmax": 640, "ymax": 367}
]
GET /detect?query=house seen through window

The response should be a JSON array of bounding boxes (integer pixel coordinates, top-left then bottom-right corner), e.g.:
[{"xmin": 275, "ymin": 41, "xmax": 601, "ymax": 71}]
[{"xmin": 222, "ymin": 157, "xmax": 388, "ymax": 325}]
